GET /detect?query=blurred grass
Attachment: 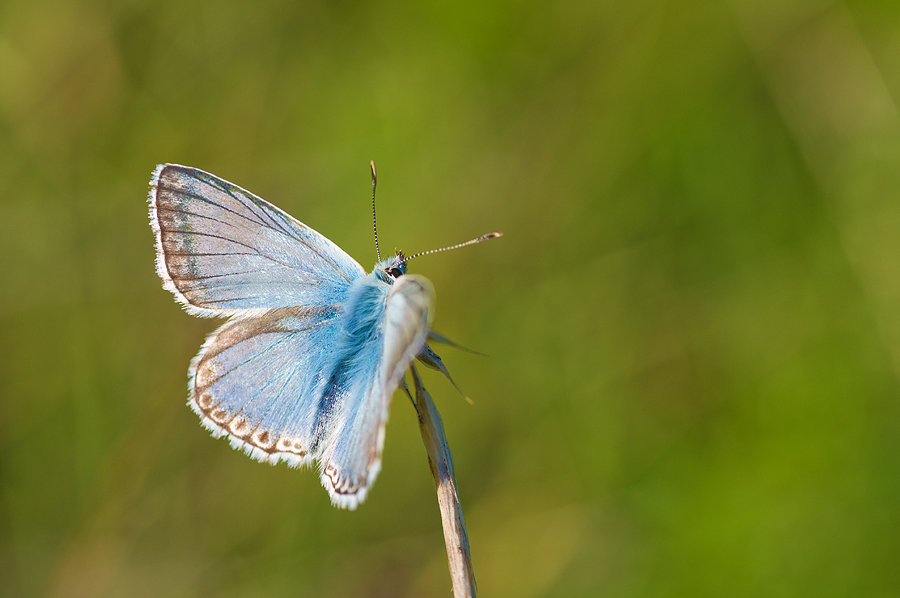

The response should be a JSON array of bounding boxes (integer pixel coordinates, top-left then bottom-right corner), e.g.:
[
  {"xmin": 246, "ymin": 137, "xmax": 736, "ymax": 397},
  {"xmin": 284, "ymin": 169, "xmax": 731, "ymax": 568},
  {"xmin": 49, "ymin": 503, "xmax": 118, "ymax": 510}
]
[{"xmin": 2, "ymin": 0, "xmax": 900, "ymax": 596}]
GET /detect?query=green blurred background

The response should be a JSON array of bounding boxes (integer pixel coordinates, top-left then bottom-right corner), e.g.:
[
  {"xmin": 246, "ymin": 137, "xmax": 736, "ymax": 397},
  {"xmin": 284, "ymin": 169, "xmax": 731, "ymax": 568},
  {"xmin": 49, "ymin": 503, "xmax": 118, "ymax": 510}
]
[{"xmin": 3, "ymin": 0, "xmax": 900, "ymax": 596}]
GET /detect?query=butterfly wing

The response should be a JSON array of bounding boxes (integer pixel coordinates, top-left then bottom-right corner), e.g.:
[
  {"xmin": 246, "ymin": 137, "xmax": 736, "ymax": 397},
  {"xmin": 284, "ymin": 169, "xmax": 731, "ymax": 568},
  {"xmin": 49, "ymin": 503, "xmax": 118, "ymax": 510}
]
[
  {"xmin": 189, "ymin": 305, "xmax": 342, "ymax": 467},
  {"xmin": 318, "ymin": 275, "xmax": 434, "ymax": 508},
  {"xmin": 149, "ymin": 164, "xmax": 365, "ymax": 316}
]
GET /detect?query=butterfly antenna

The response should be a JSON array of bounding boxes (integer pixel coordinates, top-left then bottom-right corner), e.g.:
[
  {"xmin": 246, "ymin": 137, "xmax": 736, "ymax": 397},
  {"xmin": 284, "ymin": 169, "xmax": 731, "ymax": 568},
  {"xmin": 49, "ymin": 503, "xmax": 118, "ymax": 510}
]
[
  {"xmin": 370, "ymin": 160, "xmax": 381, "ymax": 261},
  {"xmin": 401, "ymin": 231, "xmax": 503, "ymax": 264}
]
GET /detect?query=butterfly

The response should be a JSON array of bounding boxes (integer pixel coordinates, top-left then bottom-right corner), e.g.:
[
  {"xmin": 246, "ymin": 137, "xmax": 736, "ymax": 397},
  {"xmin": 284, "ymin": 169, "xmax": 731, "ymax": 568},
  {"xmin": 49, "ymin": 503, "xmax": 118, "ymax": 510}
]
[{"xmin": 148, "ymin": 163, "xmax": 500, "ymax": 509}]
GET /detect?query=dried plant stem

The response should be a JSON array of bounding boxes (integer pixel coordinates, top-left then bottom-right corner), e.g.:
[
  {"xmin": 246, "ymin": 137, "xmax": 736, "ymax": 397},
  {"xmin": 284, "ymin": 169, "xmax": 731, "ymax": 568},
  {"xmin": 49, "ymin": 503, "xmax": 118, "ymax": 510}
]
[{"xmin": 411, "ymin": 365, "xmax": 476, "ymax": 598}]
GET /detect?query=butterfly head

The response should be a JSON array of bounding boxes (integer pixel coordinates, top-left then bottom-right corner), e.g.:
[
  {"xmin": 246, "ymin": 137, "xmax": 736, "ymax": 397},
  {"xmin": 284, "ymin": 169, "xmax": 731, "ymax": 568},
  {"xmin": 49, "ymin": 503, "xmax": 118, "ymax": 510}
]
[{"xmin": 374, "ymin": 252, "xmax": 407, "ymax": 284}]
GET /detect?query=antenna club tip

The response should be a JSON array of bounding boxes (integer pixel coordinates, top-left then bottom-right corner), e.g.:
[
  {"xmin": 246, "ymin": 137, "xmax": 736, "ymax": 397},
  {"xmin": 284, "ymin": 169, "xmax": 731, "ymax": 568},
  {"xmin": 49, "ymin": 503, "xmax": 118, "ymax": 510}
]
[{"xmin": 485, "ymin": 232, "xmax": 503, "ymax": 239}]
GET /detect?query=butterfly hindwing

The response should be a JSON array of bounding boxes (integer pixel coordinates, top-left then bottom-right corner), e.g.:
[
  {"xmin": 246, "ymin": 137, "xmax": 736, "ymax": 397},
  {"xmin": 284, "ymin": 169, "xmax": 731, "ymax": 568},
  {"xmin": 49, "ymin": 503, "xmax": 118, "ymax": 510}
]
[
  {"xmin": 190, "ymin": 305, "xmax": 343, "ymax": 467},
  {"xmin": 318, "ymin": 275, "xmax": 434, "ymax": 508},
  {"xmin": 149, "ymin": 164, "xmax": 365, "ymax": 316}
]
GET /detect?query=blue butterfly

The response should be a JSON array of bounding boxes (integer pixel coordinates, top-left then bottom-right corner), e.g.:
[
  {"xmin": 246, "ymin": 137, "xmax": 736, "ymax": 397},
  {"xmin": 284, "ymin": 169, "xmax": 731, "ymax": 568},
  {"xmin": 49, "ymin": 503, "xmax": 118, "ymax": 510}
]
[{"xmin": 148, "ymin": 164, "xmax": 500, "ymax": 509}]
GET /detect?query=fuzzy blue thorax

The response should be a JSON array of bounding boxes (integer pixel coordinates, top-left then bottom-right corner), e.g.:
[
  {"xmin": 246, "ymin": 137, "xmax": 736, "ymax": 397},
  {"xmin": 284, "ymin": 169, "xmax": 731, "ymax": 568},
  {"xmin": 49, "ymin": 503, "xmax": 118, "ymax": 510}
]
[{"xmin": 338, "ymin": 255, "xmax": 407, "ymax": 342}]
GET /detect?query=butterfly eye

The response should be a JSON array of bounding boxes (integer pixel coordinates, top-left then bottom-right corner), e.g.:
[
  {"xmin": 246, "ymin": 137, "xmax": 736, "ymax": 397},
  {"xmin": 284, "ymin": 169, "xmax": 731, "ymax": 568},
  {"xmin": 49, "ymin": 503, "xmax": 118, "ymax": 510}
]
[{"xmin": 388, "ymin": 267, "xmax": 403, "ymax": 278}]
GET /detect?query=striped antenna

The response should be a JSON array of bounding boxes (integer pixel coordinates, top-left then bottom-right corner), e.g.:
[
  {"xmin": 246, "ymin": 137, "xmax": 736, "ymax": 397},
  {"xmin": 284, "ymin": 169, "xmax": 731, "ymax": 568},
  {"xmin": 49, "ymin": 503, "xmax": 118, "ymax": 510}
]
[
  {"xmin": 370, "ymin": 161, "xmax": 381, "ymax": 261},
  {"xmin": 400, "ymin": 232, "xmax": 503, "ymax": 265}
]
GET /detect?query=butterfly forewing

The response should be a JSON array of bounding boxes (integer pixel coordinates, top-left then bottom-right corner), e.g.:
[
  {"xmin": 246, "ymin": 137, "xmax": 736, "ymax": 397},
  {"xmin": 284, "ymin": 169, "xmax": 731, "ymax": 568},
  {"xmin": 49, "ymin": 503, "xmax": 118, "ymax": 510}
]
[{"xmin": 150, "ymin": 164, "xmax": 365, "ymax": 316}]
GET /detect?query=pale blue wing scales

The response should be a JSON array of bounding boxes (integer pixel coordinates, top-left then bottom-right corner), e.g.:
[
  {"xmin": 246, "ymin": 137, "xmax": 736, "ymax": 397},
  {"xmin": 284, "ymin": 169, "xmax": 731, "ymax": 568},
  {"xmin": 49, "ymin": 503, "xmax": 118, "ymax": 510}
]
[
  {"xmin": 190, "ymin": 306, "xmax": 341, "ymax": 466},
  {"xmin": 318, "ymin": 275, "xmax": 434, "ymax": 509},
  {"xmin": 149, "ymin": 164, "xmax": 366, "ymax": 316}
]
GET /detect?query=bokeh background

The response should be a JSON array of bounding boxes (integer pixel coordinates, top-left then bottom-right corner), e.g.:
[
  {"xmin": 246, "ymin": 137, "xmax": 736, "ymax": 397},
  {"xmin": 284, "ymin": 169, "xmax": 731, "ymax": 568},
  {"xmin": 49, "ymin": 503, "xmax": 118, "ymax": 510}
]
[{"xmin": 3, "ymin": 0, "xmax": 900, "ymax": 596}]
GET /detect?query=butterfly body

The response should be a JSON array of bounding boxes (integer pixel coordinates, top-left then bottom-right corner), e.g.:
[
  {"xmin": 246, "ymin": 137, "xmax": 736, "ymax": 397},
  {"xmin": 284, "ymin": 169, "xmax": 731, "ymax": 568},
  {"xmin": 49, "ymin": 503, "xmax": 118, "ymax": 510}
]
[{"xmin": 150, "ymin": 164, "xmax": 433, "ymax": 509}]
